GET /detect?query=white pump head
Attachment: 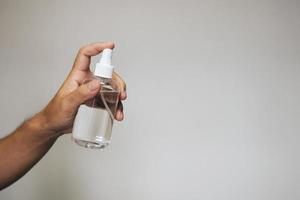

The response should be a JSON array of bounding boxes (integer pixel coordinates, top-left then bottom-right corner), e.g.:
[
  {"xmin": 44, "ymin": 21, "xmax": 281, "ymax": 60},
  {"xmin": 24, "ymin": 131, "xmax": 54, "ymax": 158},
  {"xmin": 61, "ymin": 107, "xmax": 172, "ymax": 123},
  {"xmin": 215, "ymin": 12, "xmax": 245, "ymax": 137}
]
[{"xmin": 94, "ymin": 48, "xmax": 114, "ymax": 78}]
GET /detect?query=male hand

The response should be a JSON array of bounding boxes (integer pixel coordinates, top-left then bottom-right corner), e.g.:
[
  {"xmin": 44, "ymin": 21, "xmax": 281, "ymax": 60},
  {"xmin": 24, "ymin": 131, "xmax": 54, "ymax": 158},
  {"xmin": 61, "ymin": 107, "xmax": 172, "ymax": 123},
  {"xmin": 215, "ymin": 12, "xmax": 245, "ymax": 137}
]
[
  {"xmin": 38, "ymin": 42, "xmax": 126, "ymax": 137},
  {"xmin": 0, "ymin": 42, "xmax": 127, "ymax": 189}
]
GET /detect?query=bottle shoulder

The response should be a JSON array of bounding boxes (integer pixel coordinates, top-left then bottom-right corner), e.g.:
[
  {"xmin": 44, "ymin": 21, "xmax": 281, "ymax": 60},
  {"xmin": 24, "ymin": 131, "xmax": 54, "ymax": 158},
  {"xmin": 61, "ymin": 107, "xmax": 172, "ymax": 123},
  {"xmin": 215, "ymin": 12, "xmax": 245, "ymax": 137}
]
[
  {"xmin": 101, "ymin": 79, "xmax": 119, "ymax": 92},
  {"xmin": 87, "ymin": 75, "xmax": 119, "ymax": 92}
]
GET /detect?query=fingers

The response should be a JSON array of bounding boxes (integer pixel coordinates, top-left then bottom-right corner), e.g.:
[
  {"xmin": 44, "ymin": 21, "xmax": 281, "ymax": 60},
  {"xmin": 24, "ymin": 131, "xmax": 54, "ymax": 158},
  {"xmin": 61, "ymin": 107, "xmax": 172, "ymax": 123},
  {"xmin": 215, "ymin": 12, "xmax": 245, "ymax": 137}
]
[
  {"xmin": 115, "ymin": 101, "xmax": 124, "ymax": 121},
  {"xmin": 112, "ymin": 73, "xmax": 126, "ymax": 121},
  {"xmin": 64, "ymin": 79, "xmax": 101, "ymax": 111},
  {"xmin": 113, "ymin": 72, "xmax": 127, "ymax": 100},
  {"xmin": 64, "ymin": 79, "xmax": 125, "ymax": 121},
  {"xmin": 73, "ymin": 42, "xmax": 115, "ymax": 71}
]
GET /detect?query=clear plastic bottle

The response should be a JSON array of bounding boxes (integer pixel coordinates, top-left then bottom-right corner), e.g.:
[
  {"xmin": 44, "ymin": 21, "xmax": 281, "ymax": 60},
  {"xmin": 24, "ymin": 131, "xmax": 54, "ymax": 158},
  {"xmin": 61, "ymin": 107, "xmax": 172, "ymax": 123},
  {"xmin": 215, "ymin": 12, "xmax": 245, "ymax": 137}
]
[{"xmin": 72, "ymin": 49, "xmax": 120, "ymax": 149}]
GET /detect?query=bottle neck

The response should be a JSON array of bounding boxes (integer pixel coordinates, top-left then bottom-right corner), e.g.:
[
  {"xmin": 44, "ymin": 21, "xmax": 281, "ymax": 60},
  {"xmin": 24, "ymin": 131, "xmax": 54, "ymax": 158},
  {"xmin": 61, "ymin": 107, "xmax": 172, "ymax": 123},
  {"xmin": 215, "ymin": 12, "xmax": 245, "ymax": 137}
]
[{"xmin": 94, "ymin": 75, "xmax": 111, "ymax": 84}]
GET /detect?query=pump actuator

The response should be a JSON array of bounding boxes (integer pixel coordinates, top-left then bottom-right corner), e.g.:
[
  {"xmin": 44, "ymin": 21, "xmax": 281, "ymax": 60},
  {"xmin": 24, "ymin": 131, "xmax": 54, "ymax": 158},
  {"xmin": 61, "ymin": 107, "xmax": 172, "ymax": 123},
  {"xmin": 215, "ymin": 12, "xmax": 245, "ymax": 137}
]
[{"xmin": 94, "ymin": 48, "xmax": 114, "ymax": 78}]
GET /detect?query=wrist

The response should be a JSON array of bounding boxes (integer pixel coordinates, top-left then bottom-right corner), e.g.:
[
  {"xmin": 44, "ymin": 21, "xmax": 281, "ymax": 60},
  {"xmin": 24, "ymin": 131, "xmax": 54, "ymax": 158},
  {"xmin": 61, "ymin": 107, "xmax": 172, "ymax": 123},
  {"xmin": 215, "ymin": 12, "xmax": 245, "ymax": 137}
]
[{"xmin": 23, "ymin": 112, "xmax": 59, "ymax": 141}]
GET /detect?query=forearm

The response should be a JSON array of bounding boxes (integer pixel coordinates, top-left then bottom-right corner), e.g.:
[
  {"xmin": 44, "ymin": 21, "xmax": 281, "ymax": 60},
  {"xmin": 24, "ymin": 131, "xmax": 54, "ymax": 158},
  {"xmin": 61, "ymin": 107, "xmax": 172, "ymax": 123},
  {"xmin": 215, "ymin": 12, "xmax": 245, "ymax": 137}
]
[
  {"xmin": 0, "ymin": 113, "xmax": 58, "ymax": 190},
  {"xmin": 0, "ymin": 42, "xmax": 125, "ymax": 190}
]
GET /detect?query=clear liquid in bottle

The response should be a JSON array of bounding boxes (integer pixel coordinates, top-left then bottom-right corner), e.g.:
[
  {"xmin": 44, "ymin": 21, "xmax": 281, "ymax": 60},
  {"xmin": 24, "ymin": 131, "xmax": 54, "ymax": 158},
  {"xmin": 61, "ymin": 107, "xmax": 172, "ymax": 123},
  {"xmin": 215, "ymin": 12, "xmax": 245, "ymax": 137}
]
[{"xmin": 72, "ymin": 76, "xmax": 119, "ymax": 149}]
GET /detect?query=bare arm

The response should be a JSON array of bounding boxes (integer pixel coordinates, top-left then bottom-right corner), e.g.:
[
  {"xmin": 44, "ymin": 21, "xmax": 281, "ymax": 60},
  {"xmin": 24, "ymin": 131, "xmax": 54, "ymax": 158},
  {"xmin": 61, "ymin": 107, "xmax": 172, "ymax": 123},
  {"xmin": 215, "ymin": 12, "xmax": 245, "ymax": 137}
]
[
  {"xmin": 0, "ymin": 114, "xmax": 57, "ymax": 189},
  {"xmin": 0, "ymin": 42, "xmax": 127, "ymax": 190}
]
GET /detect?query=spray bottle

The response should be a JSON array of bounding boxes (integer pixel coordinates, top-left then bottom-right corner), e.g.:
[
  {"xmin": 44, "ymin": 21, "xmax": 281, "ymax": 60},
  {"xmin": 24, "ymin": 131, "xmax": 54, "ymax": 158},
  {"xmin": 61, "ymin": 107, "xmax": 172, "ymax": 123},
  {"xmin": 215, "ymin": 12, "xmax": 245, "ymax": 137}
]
[{"xmin": 72, "ymin": 49, "xmax": 119, "ymax": 149}]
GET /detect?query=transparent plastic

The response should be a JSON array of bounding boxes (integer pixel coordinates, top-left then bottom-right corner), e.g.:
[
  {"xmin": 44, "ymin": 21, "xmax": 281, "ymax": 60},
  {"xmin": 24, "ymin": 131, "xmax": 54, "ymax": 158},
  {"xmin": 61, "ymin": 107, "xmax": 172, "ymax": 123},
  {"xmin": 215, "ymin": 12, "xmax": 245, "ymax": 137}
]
[{"xmin": 72, "ymin": 75, "xmax": 120, "ymax": 149}]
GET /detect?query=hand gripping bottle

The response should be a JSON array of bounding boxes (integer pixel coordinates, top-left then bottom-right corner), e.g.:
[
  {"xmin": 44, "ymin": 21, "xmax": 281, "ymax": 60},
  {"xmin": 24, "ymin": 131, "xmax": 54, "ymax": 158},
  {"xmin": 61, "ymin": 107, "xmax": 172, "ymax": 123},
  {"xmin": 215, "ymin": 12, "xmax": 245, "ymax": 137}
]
[{"xmin": 72, "ymin": 49, "xmax": 120, "ymax": 149}]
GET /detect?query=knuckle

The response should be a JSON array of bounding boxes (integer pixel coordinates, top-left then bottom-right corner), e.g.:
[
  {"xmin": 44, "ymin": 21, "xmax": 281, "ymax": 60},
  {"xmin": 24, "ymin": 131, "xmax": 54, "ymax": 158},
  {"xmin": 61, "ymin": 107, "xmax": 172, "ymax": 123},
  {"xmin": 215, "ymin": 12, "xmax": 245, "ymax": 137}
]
[{"xmin": 78, "ymin": 46, "xmax": 87, "ymax": 54}]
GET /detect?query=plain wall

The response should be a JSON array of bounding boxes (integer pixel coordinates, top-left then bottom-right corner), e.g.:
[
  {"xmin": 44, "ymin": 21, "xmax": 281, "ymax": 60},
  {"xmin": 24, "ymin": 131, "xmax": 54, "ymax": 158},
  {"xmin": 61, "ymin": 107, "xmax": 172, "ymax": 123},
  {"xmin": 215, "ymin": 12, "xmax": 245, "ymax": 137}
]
[{"xmin": 0, "ymin": 0, "xmax": 300, "ymax": 199}]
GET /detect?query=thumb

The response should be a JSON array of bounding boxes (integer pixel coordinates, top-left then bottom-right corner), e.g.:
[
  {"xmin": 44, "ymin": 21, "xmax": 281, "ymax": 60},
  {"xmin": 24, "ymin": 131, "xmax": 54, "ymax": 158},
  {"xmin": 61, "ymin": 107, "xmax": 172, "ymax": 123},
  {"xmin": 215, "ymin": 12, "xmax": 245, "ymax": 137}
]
[{"xmin": 65, "ymin": 79, "xmax": 101, "ymax": 110}]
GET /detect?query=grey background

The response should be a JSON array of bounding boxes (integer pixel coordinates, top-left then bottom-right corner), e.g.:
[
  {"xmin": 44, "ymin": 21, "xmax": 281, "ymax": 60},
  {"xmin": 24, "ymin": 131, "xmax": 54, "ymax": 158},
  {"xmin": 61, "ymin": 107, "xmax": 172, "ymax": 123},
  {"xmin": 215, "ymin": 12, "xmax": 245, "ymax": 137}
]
[{"xmin": 0, "ymin": 0, "xmax": 300, "ymax": 199}]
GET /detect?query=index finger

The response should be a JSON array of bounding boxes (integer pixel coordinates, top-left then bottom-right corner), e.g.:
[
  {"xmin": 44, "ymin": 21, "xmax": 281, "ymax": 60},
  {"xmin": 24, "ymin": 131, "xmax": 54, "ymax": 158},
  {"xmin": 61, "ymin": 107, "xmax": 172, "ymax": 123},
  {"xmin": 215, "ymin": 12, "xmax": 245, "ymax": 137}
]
[{"xmin": 73, "ymin": 42, "xmax": 115, "ymax": 71}]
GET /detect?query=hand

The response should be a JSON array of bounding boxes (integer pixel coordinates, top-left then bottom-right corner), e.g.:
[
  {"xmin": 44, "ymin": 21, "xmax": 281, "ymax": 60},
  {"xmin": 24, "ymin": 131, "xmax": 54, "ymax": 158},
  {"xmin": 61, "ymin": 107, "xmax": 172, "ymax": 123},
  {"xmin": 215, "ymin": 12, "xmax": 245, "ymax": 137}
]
[
  {"xmin": 0, "ymin": 42, "xmax": 127, "ymax": 189},
  {"xmin": 38, "ymin": 42, "xmax": 127, "ymax": 137}
]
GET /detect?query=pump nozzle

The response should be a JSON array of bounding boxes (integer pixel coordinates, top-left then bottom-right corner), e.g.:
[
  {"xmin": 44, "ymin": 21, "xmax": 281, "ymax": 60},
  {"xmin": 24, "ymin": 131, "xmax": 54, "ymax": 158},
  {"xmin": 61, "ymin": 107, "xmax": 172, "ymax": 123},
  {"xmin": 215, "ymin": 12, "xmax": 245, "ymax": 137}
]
[
  {"xmin": 94, "ymin": 48, "xmax": 114, "ymax": 78},
  {"xmin": 100, "ymin": 49, "xmax": 112, "ymax": 65}
]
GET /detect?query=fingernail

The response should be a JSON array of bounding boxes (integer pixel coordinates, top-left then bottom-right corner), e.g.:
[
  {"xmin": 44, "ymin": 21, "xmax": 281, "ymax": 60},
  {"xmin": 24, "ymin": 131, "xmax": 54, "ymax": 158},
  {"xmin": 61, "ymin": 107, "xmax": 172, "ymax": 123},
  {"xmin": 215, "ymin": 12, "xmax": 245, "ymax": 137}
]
[
  {"xmin": 117, "ymin": 110, "xmax": 124, "ymax": 121},
  {"xmin": 87, "ymin": 80, "xmax": 100, "ymax": 91}
]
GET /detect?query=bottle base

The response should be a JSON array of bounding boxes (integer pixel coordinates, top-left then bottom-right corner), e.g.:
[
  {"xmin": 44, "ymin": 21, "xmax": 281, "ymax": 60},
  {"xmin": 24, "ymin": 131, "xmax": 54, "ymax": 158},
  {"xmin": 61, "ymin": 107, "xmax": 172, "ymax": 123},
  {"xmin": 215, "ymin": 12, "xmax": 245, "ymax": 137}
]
[{"xmin": 72, "ymin": 138, "xmax": 109, "ymax": 149}]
